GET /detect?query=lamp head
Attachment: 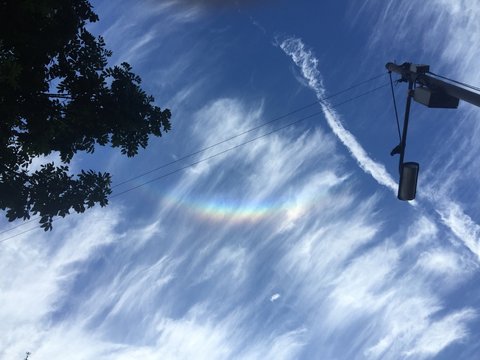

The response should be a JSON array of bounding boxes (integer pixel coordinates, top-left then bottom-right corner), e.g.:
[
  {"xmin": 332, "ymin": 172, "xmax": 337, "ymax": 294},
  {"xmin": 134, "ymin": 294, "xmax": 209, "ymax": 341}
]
[{"xmin": 398, "ymin": 162, "xmax": 419, "ymax": 201}]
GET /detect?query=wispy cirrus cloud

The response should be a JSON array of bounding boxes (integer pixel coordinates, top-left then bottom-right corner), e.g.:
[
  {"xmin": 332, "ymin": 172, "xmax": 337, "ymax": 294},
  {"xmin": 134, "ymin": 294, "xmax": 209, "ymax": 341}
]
[
  {"xmin": 349, "ymin": 0, "xmax": 480, "ymax": 262},
  {"xmin": 277, "ymin": 35, "xmax": 478, "ymax": 358},
  {"xmin": 1, "ymin": 96, "xmax": 344, "ymax": 359},
  {"xmin": 0, "ymin": 208, "xmax": 121, "ymax": 360},
  {"xmin": 281, "ymin": 209, "xmax": 476, "ymax": 359},
  {"xmin": 2, "ymin": 92, "xmax": 477, "ymax": 359},
  {"xmin": 90, "ymin": 0, "xmax": 203, "ymax": 67},
  {"xmin": 436, "ymin": 201, "xmax": 480, "ymax": 260},
  {"xmin": 4, "ymin": 1, "xmax": 480, "ymax": 359},
  {"xmin": 403, "ymin": 308, "xmax": 477, "ymax": 358},
  {"xmin": 278, "ymin": 35, "xmax": 480, "ymax": 265}
]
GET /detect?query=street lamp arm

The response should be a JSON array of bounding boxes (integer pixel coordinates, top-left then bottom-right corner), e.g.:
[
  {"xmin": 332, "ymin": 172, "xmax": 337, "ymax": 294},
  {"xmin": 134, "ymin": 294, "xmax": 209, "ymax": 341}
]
[{"xmin": 386, "ymin": 62, "xmax": 480, "ymax": 108}]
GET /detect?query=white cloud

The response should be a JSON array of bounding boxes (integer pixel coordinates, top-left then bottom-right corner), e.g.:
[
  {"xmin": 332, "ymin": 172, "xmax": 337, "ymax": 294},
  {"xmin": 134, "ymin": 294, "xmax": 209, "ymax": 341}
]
[
  {"xmin": 199, "ymin": 246, "xmax": 249, "ymax": 283},
  {"xmin": 2, "ymin": 96, "xmax": 330, "ymax": 359},
  {"xmin": 0, "ymin": 207, "xmax": 121, "ymax": 360},
  {"xmin": 354, "ymin": 261, "xmax": 475, "ymax": 360},
  {"xmin": 365, "ymin": 295, "xmax": 442, "ymax": 359},
  {"xmin": 348, "ymin": 0, "xmax": 480, "ymax": 257},
  {"xmin": 437, "ymin": 201, "xmax": 480, "ymax": 260},
  {"xmin": 279, "ymin": 34, "xmax": 480, "ymax": 271},
  {"xmin": 404, "ymin": 216, "xmax": 438, "ymax": 249},
  {"xmin": 240, "ymin": 328, "xmax": 307, "ymax": 360},
  {"xmin": 325, "ymin": 245, "xmax": 399, "ymax": 324},
  {"xmin": 278, "ymin": 188, "xmax": 477, "ymax": 358},
  {"xmin": 270, "ymin": 293, "xmax": 281, "ymax": 302},
  {"xmin": 150, "ymin": 307, "xmax": 237, "ymax": 360},
  {"xmin": 4, "ymin": 2, "xmax": 480, "ymax": 358},
  {"xmin": 360, "ymin": 0, "xmax": 480, "ymax": 85},
  {"xmin": 405, "ymin": 308, "xmax": 476, "ymax": 358},
  {"xmin": 3, "ymin": 90, "xmax": 476, "ymax": 359},
  {"xmin": 93, "ymin": 1, "xmax": 202, "ymax": 66},
  {"xmin": 416, "ymin": 248, "xmax": 467, "ymax": 277}
]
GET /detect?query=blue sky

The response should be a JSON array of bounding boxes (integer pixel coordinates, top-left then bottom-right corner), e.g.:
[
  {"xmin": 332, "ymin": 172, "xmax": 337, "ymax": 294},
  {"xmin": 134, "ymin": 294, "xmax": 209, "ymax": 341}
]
[{"xmin": 2, "ymin": 0, "xmax": 480, "ymax": 359}]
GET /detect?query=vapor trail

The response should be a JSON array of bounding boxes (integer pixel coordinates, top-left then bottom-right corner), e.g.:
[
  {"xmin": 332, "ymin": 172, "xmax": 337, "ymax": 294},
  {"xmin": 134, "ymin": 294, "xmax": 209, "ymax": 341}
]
[{"xmin": 279, "ymin": 37, "xmax": 398, "ymax": 192}]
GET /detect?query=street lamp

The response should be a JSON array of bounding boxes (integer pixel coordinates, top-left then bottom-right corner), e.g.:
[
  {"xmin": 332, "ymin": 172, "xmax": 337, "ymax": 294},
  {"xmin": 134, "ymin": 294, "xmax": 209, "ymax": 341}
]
[{"xmin": 385, "ymin": 62, "xmax": 480, "ymax": 201}]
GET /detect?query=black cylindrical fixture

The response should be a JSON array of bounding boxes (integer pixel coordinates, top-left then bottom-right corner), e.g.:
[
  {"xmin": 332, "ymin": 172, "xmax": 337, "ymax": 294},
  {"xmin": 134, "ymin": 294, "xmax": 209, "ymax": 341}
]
[{"xmin": 398, "ymin": 162, "xmax": 419, "ymax": 201}]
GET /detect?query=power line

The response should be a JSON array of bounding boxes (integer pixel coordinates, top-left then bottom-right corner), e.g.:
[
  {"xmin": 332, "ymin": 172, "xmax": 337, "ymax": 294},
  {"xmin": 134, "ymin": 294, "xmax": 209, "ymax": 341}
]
[
  {"xmin": 111, "ymin": 83, "xmax": 389, "ymax": 199},
  {"xmin": 0, "ymin": 82, "xmax": 389, "ymax": 243},
  {"xmin": 0, "ymin": 73, "xmax": 385, "ymax": 235},
  {"xmin": 113, "ymin": 73, "xmax": 386, "ymax": 189},
  {"xmin": 0, "ymin": 215, "xmax": 38, "ymax": 235},
  {"xmin": 0, "ymin": 74, "xmax": 386, "ymax": 238},
  {"xmin": 0, "ymin": 224, "xmax": 38, "ymax": 243},
  {"xmin": 0, "ymin": 83, "xmax": 389, "ymax": 241},
  {"xmin": 110, "ymin": 111, "xmax": 323, "ymax": 199}
]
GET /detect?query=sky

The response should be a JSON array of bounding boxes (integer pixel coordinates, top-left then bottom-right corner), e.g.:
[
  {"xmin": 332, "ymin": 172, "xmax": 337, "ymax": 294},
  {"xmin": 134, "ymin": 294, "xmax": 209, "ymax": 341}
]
[{"xmin": 2, "ymin": 0, "xmax": 480, "ymax": 359}]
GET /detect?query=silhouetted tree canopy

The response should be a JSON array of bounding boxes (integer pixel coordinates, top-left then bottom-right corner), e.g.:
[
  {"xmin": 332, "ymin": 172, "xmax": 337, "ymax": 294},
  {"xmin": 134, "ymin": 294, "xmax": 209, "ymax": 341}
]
[{"xmin": 0, "ymin": 0, "xmax": 171, "ymax": 230}]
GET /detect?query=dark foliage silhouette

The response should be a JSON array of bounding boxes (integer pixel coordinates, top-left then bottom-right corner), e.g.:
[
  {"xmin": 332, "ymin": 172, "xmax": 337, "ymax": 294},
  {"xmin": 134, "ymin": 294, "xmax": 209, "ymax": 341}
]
[{"xmin": 0, "ymin": 0, "xmax": 171, "ymax": 230}]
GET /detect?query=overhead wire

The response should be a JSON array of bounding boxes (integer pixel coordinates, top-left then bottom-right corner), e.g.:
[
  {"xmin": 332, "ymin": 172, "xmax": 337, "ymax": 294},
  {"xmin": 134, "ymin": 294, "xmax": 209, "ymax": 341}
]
[
  {"xmin": 0, "ymin": 73, "xmax": 386, "ymax": 237},
  {"xmin": 110, "ymin": 82, "xmax": 389, "ymax": 199},
  {"xmin": 112, "ymin": 73, "xmax": 386, "ymax": 189},
  {"xmin": 0, "ymin": 78, "xmax": 389, "ymax": 243}
]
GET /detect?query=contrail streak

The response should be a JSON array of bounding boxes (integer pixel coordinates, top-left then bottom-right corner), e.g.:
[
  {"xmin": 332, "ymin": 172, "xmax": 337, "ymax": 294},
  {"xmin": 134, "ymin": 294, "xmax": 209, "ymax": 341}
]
[{"xmin": 279, "ymin": 37, "xmax": 398, "ymax": 192}]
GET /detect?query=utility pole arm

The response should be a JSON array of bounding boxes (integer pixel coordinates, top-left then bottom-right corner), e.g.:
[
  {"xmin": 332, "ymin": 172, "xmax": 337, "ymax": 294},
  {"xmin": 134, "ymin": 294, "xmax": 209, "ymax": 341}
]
[
  {"xmin": 386, "ymin": 62, "xmax": 480, "ymax": 108},
  {"xmin": 386, "ymin": 61, "xmax": 480, "ymax": 201}
]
